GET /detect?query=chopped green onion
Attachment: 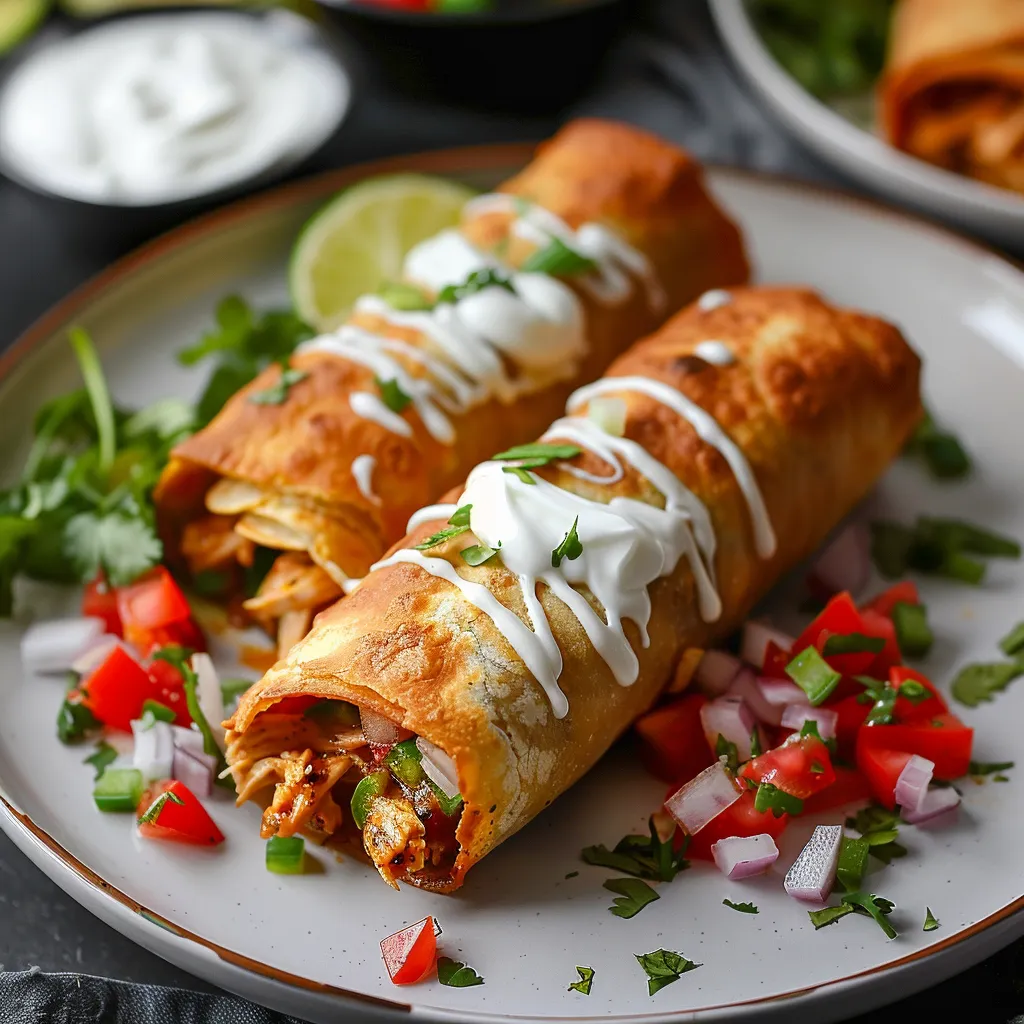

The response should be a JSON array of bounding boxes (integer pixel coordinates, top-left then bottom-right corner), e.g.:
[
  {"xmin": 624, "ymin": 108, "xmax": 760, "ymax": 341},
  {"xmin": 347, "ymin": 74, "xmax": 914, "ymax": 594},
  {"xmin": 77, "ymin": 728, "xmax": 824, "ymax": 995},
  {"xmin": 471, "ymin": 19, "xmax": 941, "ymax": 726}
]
[
  {"xmin": 93, "ymin": 767, "xmax": 144, "ymax": 813},
  {"xmin": 918, "ymin": 517, "xmax": 1020, "ymax": 558},
  {"xmin": 138, "ymin": 789, "xmax": 185, "ymax": 824},
  {"xmin": 836, "ymin": 836, "xmax": 869, "ymax": 891},
  {"xmin": 749, "ymin": 725, "xmax": 763, "ymax": 758},
  {"xmin": 892, "ymin": 601, "xmax": 933, "ymax": 658},
  {"xmin": 448, "ymin": 503, "xmax": 472, "ymax": 527},
  {"xmin": 68, "ymin": 327, "xmax": 116, "ymax": 475},
  {"xmin": 897, "ymin": 680, "xmax": 929, "ymax": 704},
  {"xmin": 415, "ymin": 523, "xmax": 469, "ymax": 550},
  {"xmin": 461, "ymin": 544, "xmax": 500, "ymax": 567},
  {"xmin": 520, "ymin": 237, "xmax": 597, "ymax": 276},
  {"xmin": 808, "ymin": 904, "xmax": 855, "ymax": 929},
  {"xmin": 141, "ymin": 699, "xmax": 176, "ymax": 725},
  {"xmin": 350, "ymin": 770, "xmax": 389, "ymax": 830},
  {"xmin": 502, "ymin": 465, "xmax": 536, "ymax": 485},
  {"xmin": 378, "ymin": 282, "xmax": 433, "ymax": 311},
  {"xmin": 821, "ymin": 633, "xmax": 885, "ymax": 657},
  {"xmin": 266, "ymin": 835, "xmax": 305, "ymax": 875},
  {"xmin": 999, "ymin": 622, "xmax": 1024, "ymax": 657},
  {"xmin": 551, "ymin": 516, "xmax": 583, "ymax": 568},
  {"xmin": 969, "ymin": 760, "xmax": 1014, "ymax": 777},
  {"xmin": 923, "ymin": 907, "xmax": 939, "ymax": 932},
  {"xmin": 57, "ymin": 697, "xmax": 100, "ymax": 744},
  {"xmin": 904, "ymin": 410, "xmax": 970, "ymax": 479},
  {"xmin": 785, "ymin": 646, "xmax": 841, "ymax": 705},
  {"xmin": 376, "ymin": 377, "xmax": 412, "ymax": 414},
  {"xmin": 384, "ymin": 739, "xmax": 426, "ymax": 789},
  {"xmin": 870, "ymin": 521, "xmax": 913, "ymax": 578},
  {"xmin": 492, "ymin": 442, "xmax": 581, "ymax": 464}
]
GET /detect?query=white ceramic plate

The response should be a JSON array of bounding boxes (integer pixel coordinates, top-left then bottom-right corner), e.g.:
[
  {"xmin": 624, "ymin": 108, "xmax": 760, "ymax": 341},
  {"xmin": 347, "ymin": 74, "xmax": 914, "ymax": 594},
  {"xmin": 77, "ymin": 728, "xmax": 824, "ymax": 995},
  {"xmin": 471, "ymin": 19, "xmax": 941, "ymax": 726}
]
[
  {"xmin": 2, "ymin": 147, "xmax": 1024, "ymax": 1024},
  {"xmin": 708, "ymin": 0, "xmax": 1024, "ymax": 250}
]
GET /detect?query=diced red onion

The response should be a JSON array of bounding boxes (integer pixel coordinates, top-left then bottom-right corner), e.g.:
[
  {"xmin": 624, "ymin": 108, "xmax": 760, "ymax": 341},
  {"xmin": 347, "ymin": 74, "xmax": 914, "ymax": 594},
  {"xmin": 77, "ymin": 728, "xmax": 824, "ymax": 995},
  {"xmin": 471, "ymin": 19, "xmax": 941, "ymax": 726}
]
[
  {"xmin": 701, "ymin": 695, "xmax": 757, "ymax": 760},
  {"xmin": 809, "ymin": 523, "xmax": 871, "ymax": 599},
  {"xmin": 894, "ymin": 754, "xmax": 935, "ymax": 812},
  {"xmin": 901, "ymin": 785, "xmax": 961, "ymax": 824},
  {"xmin": 172, "ymin": 745, "xmax": 216, "ymax": 797},
  {"xmin": 780, "ymin": 704, "xmax": 838, "ymax": 740},
  {"xmin": 665, "ymin": 761, "xmax": 742, "ymax": 836},
  {"xmin": 712, "ymin": 833, "xmax": 780, "ymax": 879},
  {"xmin": 21, "ymin": 616, "xmax": 106, "ymax": 675},
  {"xmin": 415, "ymin": 736, "xmax": 460, "ymax": 799},
  {"xmin": 360, "ymin": 708, "xmax": 402, "ymax": 747},
  {"xmin": 131, "ymin": 718, "xmax": 173, "ymax": 784},
  {"xmin": 730, "ymin": 667, "xmax": 788, "ymax": 727},
  {"xmin": 71, "ymin": 634, "xmax": 124, "ymax": 677},
  {"xmin": 171, "ymin": 725, "xmax": 205, "ymax": 756},
  {"xmin": 191, "ymin": 653, "xmax": 226, "ymax": 752},
  {"xmin": 694, "ymin": 650, "xmax": 742, "ymax": 697},
  {"xmin": 740, "ymin": 621, "xmax": 795, "ymax": 670},
  {"xmin": 756, "ymin": 679, "xmax": 808, "ymax": 724},
  {"xmin": 784, "ymin": 824, "xmax": 842, "ymax": 902}
]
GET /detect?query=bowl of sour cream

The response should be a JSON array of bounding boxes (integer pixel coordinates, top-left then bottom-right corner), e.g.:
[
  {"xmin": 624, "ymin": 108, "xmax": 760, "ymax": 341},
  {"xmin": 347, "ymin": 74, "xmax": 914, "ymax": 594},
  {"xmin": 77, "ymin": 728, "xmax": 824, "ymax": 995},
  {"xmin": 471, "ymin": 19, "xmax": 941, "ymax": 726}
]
[{"xmin": 0, "ymin": 9, "xmax": 353, "ymax": 207}]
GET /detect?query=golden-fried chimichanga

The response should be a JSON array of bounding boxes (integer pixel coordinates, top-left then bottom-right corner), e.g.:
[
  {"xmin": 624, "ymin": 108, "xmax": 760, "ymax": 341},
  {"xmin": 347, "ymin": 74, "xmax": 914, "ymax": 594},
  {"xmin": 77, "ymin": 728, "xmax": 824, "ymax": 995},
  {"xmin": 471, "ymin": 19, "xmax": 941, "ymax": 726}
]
[
  {"xmin": 223, "ymin": 286, "xmax": 922, "ymax": 892},
  {"xmin": 154, "ymin": 119, "xmax": 749, "ymax": 650},
  {"xmin": 881, "ymin": 0, "xmax": 1024, "ymax": 194}
]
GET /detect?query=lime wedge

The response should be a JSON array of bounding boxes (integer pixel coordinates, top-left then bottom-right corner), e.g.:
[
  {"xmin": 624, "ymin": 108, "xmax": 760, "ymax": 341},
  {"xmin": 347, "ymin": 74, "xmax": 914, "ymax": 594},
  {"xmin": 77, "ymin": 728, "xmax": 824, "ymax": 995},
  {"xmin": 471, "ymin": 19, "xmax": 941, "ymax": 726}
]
[
  {"xmin": 290, "ymin": 174, "xmax": 476, "ymax": 332},
  {"xmin": 1, "ymin": 0, "xmax": 50, "ymax": 54}
]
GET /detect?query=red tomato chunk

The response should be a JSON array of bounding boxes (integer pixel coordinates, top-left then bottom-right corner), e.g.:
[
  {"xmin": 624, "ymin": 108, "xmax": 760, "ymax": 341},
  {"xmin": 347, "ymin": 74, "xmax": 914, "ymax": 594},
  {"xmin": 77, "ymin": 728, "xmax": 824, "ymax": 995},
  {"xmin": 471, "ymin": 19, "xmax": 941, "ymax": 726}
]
[
  {"xmin": 380, "ymin": 916, "xmax": 437, "ymax": 985},
  {"xmin": 136, "ymin": 780, "xmax": 224, "ymax": 846}
]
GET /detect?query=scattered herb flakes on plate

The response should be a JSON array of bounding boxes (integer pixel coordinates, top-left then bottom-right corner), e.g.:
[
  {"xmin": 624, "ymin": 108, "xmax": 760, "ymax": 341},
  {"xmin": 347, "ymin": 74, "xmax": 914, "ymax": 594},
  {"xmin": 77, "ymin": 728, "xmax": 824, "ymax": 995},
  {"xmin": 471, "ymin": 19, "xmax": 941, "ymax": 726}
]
[
  {"xmin": 951, "ymin": 661, "xmax": 1024, "ymax": 708},
  {"xmin": 723, "ymin": 899, "xmax": 759, "ymax": 914},
  {"xmin": 634, "ymin": 949, "xmax": 701, "ymax": 997},
  {"xmin": 567, "ymin": 966, "xmax": 594, "ymax": 995},
  {"xmin": 923, "ymin": 907, "xmax": 940, "ymax": 932},
  {"xmin": 604, "ymin": 877, "xmax": 660, "ymax": 919},
  {"xmin": 437, "ymin": 957, "xmax": 484, "ymax": 988}
]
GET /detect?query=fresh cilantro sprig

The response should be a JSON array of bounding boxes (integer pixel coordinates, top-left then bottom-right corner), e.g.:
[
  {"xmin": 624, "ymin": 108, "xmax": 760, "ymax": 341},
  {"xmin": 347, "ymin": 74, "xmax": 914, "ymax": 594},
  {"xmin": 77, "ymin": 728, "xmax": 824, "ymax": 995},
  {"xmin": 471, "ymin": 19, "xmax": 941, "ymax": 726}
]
[
  {"xmin": 604, "ymin": 877, "xmax": 660, "ymax": 919},
  {"xmin": 808, "ymin": 892, "xmax": 897, "ymax": 939},
  {"xmin": 581, "ymin": 817, "xmax": 689, "ymax": 882},
  {"xmin": 845, "ymin": 803, "xmax": 907, "ymax": 864},
  {"xmin": 634, "ymin": 949, "xmax": 701, "ymax": 997},
  {"xmin": 437, "ymin": 957, "xmax": 484, "ymax": 987}
]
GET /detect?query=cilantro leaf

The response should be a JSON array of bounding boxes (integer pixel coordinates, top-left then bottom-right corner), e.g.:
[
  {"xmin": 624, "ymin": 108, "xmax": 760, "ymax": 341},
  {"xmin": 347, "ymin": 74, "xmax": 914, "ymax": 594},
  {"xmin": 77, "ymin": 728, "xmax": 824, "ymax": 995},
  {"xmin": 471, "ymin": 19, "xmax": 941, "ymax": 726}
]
[
  {"xmin": 581, "ymin": 818, "xmax": 688, "ymax": 882},
  {"xmin": 83, "ymin": 740, "xmax": 117, "ymax": 779},
  {"xmin": 448, "ymin": 504, "xmax": 472, "ymax": 527},
  {"xmin": 64, "ymin": 511, "xmax": 163, "ymax": 587},
  {"xmin": 376, "ymin": 377, "xmax": 412, "ymax": 414},
  {"xmin": 634, "ymin": 949, "xmax": 701, "ymax": 997},
  {"xmin": 604, "ymin": 877, "xmax": 660, "ymax": 919},
  {"xmin": 969, "ymin": 760, "xmax": 1014, "ymax": 777},
  {"xmin": 842, "ymin": 891, "xmax": 898, "ymax": 939},
  {"xmin": 951, "ymin": 661, "xmax": 1024, "ymax": 708},
  {"xmin": 723, "ymin": 899, "xmax": 758, "ymax": 914},
  {"xmin": 568, "ymin": 965, "xmax": 594, "ymax": 995},
  {"xmin": 436, "ymin": 268, "xmax": 514, "ymax": 305},
  {"xmin": 521, "ymin": 236, "xmax": 597, "ymax": 276},
  {"xmin": 716, "ymin": 733, "xmax": 740, "ymax": 772},
  {"xmin": 248, "ymin": 368, "xmax": 308, "ymax": 406},
  {"xmin": 551, "ymin": 516, "xmax": 583, "ymax": 568},
  {"xmin": 754, "ymin": 781, "xmax": 803, "ymax": 818},
  {"xmin": 845, "ymin": 804, "xmax": 907, "ymax": 863},
  {"xmin": 57, "ymin": 696, "xmax": 100, "ymax": 744},
  {"xmin": 437, "ymin": 957, "xmax": 484, "ymax": 987},
  {"xmin": 923, "ymin": 907, "xmax": 939, "ymax": 932},
  {"xmin": 461, "ymin": 544, "xmax": 500, "ymax": 567},
  {"xmin": 415, "ymin": 524, "xmax": 469, "ymax": 551}
]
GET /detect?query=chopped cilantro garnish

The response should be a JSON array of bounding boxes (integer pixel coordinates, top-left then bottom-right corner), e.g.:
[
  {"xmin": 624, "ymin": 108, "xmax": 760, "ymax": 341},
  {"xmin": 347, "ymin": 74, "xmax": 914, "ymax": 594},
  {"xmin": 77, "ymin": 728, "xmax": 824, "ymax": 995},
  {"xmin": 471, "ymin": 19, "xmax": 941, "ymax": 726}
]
[
  {"xmin": 436, "ymin": 268, "xmax": 514, "ymax": 305},
  {"xmin": 448, "ymin": 503, "xmax": 472, "ymax": 527},
  {"xmin": 969, "ymin": 760, "xmax": 1014, "ymax": 777},
  {"xmin": 57, "ymin": 697, "xmax": 100, "ymax": 744},
  {"xmin": 64, "ymin": 511, "xmax": 163, "ymax": 588},
  {"xmin": 68, "ymin": 327, "xmax": 116, "ymax": 474},
  {"xmin": 568, "ymin": 965, "xmax": 594, "ymax": 995},
  {"xmin": 808, "ymin": 904, "xmax": 855, "ymax": 929},
  {"xmin": 415, "ymin": 525, "xmax": 469, "ymax": 551},
  {"xmin": 502, "ymin": 465, "xmax": 536, "ymax": 485},
  {"xmin": 634, "ymin": 949, "xmax": 701, "ymax": 997},
  {"xmin": 551, "ymin": 516, "xmax": 583, "ymax": 568},
  {"xmin": 786, "ymin": 646, "xmax": 841, "ymax": 705},
  {"xmin": 437, "ymin": 957, "xmax": 484, "ymax": 987},
  {"xmin": 749, "ymin": 725, "xmax": 763, "ymax": 758},
  {"xmin": 754, "ymin": 781, "xmax": 803, "ymax": 818},
  {"xmin": 715, "ymin": 733, "xmax": 740, "ymax": 773},
  {"xmin": 723, "ymin": 899, "xmax": 758, "ymax": 914},
  {"xmin": 903, "ymin": 408, "xmax": 970, "ymax": 479},
  {"xmin": 580, "ymin": 817, "xmax": 689, "ymax": 882},
  {"xmin": 995, "ymin": 774, "xmax": 1010, "ymax": 782},
  {"xmin": 140, "ymin": 699, "xmax": 175, "ymax": 725},
  {"xmin": 248, "ymin": 368, "xmax": 308, "ymax": 406},
  {"xmin": 377, "ymin": 281, "xmax": 433, "ymax": 311},
  {"xmin": 842, "ymin": 892, "xmax": 898, "ymax": 939},
  {"xmin": 821, "ymin": 633, "xmax": 885, "ymax": 657},
  {"xmin": 521, "ymin": 237, "xmax": 597, "ymax": 276},
  {"xmin": 83, "ymin": 740, "xmax": 118, "ymax": 780},
  {"xmin": 845, "ymin": 804, "xmax": 907, "ymax": 863},
  {"xmin": 923, "ymin": 907, "xmax": 939, "ymax": 932},
  {"xmin": 220, "ymin": 677, "xmax": 254, "ymax": 704},
  {"xmin": 1000, "ymin": 622, "xmax": 1024, "ymax": 657},
  {"xmin": 461, "ymin": 544, "xmax": 500, "ymax": 567},
  {"xmin": 951, "ymin": 661, "xmax": 1024, "ymax": 708},
  {"xmin": 836, "ymin": 836, "xmax": 869, "ymax": 891},
  {"xmin": 605, "ymin": 877, "xmax": 660, "ymax": 918},
  {"xmin": 375, "ymin": 377, "xmax": 412, "ymax": 414},
  {"xmin": 137, "ymin": 788, "xmax": 185, "ymax": 825},
  {"xmin": 492, "ymin": 442, "xmax": 581, "ymax": 464}
]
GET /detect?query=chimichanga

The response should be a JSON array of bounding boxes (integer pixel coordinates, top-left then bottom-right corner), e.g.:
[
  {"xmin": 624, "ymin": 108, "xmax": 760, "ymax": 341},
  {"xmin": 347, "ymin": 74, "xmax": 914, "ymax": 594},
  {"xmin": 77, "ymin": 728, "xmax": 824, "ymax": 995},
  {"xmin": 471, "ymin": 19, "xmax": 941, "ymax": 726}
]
[
  {"xmin": 154, "ymin": 119, "xmax": 748, "ymax": 652},
  {"xmin": 881, "ymin": 0, "xmax": 1024, "ymax": 194},
  {"xmin": 224, "ymin": 286, "xmax": 922, "ymax": 892}
]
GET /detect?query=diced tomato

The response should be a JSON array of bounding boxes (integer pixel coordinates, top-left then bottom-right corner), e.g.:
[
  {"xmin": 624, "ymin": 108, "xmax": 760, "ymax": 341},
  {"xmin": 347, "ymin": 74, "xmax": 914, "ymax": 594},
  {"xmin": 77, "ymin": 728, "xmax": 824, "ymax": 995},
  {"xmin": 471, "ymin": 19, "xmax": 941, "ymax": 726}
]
[
  {"xmin": 856, "ymin": 609, "xmax": 902, "ymax": 677},
  {"xmin": 760, "ymin": 641, "xmax": 792, "ymax": 680},
  {"xmin": 794, "ymin": 592, "xmax": 863, "ymax": 658},
  {"xmin": 136, "ymin": 780, "xmax": 224, "ymax": 846},
  {"xmin": 82, "ymin": 576, "xmax": 122, "ymax": 637},
  {"xmin": 81, "ymin": 645, "xmax": 156, "ymax": 732},
  {"xmin": 862, "ymin": 581, "xmax": 920, "ymax": 619},
  {"xmin": 801, "ymin": 765, "xmax": 871, "ymax": 815},
  {"xmin": 135, "ymin": 616, "xmax": 207, "ymax": 657},
  {"xmin": 739, "ymin": 734, "xmax": 837, "ymax": 800},
  {"xmin": 634, "ymin": 694, "xmax": 714, "ymax": 784},
  {"xmin": 856, "ymin": 746, "xmax": 915, "ymax": 809},
  {"xmin": 831, "ymin": 693, "xmax": 871, "ymax": 759},
  {"xmin": 890, "ymin": 666, "xmax": 948, "ymax": 723},
  {"xmin": 856, "ymin": 713, "xmax": 973, "ymax": 781},
  {"xmin": 117, "ymin": 567, "xmax": 192, "ymax": 647},
  {"xmin": 380, "ymin": 916, "xmax": 437, "ymax": 985},
  {"xmin": 147, "ymin": 659, "xmax": 193, "ymax": 726},
  {"xmin": 683, "ymin": 790, "xmax": 790, "ymax": 861}
]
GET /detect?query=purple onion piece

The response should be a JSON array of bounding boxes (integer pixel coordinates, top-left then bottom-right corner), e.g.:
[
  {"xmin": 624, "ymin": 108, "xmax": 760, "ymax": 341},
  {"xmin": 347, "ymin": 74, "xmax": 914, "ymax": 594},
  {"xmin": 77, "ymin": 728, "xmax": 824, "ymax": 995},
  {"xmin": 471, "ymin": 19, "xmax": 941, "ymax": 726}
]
[
  {"xmin": 701, "ymin": 695, "xmax": 757, "ymax": 759},
  {"xmin": 712, "ymin": 833, "xmax": 780, "ymax": 879},
  {"xmin": 894, "ymin": 754, "xmax": 935, "ymax": 812},
  {"xmin": 172, "ymin": 746, "xmax": 215, "ymax": 798},
  {"xmin": 740, "ymin": 621, "xmax": 795, "ymax": 671},
  {"xmin": 784, "ymin": 824, "xmax": 843, "ymax": 902},
  {"xmin": 694, "ymin": 650, "xmax": 742, "ymax": 697},
  {"xmin": 901, "ymin": 784, "xmax": 961, "ymax": 824},
  {"xmin": 809, "ymin": 523, "xmax": 871, "ymax": 598},
  {"xmin": 665, "ymin": 761, "xmax": 742, "ymax": 836},
  {"xmin": 780, "ymin": 704, "xmax": 838, "ymax": 740}
]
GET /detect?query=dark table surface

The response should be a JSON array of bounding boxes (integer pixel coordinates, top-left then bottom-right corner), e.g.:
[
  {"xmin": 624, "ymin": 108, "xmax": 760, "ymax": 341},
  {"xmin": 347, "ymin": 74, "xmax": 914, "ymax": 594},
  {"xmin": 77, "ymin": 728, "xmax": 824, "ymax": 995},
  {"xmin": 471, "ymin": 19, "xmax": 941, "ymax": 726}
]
[{"xmin": 2, "ymin": 2, "xmax": 1023, "ymax": 1021}]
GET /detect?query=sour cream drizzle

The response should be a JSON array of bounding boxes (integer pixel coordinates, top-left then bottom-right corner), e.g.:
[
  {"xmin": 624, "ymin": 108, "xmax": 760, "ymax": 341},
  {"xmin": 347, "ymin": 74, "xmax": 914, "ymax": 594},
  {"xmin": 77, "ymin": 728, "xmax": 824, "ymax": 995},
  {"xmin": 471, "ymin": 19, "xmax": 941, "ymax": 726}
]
[
  {"xmin": 351, "ymin": 455, "xmax": 379, "ymax": 504},
  {"xmin": 694, "ymin": 340, "xmax": 736, "ymax": 366},
  {"xmin": 698, "ymin": 288, "xmax": 733, "ymax": 311}
]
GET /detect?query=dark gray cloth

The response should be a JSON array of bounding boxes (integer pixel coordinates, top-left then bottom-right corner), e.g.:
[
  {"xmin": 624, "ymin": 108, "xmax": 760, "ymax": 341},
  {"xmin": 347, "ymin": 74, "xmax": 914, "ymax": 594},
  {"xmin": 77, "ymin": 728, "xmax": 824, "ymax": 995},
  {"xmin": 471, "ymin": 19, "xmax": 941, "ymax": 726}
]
[{"xmin": 0, "ymin": 1, "xmax": 1021, "ymax": 1021}]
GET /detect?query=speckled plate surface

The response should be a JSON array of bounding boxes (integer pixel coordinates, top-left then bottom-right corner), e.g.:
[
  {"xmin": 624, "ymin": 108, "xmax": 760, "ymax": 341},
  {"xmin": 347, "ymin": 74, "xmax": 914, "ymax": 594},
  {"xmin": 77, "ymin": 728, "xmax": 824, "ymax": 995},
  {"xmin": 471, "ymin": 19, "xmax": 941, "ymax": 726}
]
[{"xmin": 1, "ymin": 145, "xmax": 1023, "ymax": 1023}]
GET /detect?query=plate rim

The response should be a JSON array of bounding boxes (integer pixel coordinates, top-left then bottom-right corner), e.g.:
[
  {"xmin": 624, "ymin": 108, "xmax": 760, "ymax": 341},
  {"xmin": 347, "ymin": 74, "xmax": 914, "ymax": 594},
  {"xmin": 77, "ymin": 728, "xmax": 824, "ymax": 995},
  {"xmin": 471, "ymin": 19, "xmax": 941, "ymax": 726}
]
[
  {"xmin": 2, "ymin": 140, "xmax": 1024, "ymax": 1021},
  {"xmin": 708, "ymin": 0, "xmax": 1024, "ymax": 222}
]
